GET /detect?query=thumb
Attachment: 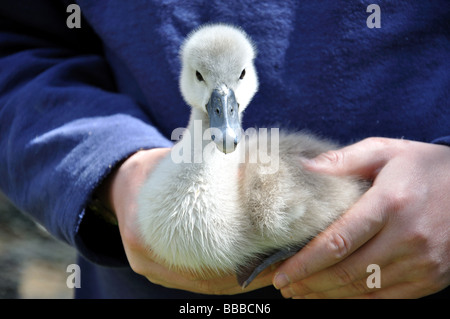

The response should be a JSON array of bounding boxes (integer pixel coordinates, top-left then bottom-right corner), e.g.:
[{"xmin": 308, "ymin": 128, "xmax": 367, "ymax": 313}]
[{"xmin": 302, "ymin": 137, "xmax": 395, "ymax": 178}]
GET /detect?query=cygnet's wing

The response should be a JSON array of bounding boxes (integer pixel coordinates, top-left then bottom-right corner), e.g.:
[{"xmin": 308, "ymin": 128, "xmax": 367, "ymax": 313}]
[{"xmin": 236, "ymin": 240, "xmax": 311, "ymax": 289}]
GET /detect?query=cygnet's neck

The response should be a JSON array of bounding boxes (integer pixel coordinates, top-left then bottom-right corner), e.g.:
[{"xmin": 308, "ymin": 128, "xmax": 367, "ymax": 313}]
[
  {"xmin": 178, "ymin": 108, "xmax": 240, "ymax": 165},
  {"xmin": 186, "ymin": 108, "xmax": 211, "ymax": 140}
]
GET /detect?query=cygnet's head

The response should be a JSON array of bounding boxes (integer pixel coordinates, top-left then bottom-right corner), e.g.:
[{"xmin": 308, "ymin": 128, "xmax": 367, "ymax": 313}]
[{"xmin": 179, "ymin": 23, "xmax": 258, "ymax": 153}]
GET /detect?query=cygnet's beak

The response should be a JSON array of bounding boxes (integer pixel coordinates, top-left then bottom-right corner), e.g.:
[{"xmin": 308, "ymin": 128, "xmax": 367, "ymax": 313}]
[{"xmin": 206, "ymin": 88, "xmax": 241, "ymax": 154}]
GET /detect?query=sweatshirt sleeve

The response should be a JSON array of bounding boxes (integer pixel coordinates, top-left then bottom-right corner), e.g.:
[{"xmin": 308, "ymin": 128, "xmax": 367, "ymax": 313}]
[
  {"xmin": 0, "ymin": 1, "xmax": 172, "ymax": 265},
  {"xmin": 432, "ymin": 136, "xmax": 450, "ymax": 147}
]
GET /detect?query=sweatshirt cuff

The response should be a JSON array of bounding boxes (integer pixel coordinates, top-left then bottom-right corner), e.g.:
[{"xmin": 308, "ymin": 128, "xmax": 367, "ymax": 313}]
[
  {"xmin": 66, "ymin": 114, "xmax": 172, "ymax": 266},
  {"xmin": 431, "ymin": 136, "xmax": 450, "ymax": 147}
]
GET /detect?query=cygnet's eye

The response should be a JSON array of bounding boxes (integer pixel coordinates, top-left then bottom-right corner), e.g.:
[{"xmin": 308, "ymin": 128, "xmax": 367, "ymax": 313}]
[
  {"xmin": 239, "ymin": 69, "xmax": 246, "ymax": 80},
  {"xmin": 196, "ymin": 71, "xmax": 204, "ymax": 82}
]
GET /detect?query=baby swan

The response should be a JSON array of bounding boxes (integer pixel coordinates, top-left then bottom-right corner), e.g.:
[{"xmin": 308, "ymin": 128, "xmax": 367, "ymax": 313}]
[{"xmin": 137, "ymin": 23, "xmax": 367, "ymax": 288}]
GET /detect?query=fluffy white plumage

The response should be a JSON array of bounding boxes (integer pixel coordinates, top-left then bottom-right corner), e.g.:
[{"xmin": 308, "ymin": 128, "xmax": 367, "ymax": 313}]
[
  {"xmin": 179, "ymin": 24, "xmax": 258, "ymax": 114},
  {"xmin": 137, "ymin": 23, "xmax": 367, "ymax": 285}
]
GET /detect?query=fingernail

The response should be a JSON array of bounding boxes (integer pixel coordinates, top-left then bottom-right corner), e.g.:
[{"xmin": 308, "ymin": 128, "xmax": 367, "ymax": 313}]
[
  {"xmin": 299, "ymin": 157, "xmax": 316, "ymax": 168},
  {"xmin": 273, "ymin": 272, "xmax": 290, "ymax": 290}
]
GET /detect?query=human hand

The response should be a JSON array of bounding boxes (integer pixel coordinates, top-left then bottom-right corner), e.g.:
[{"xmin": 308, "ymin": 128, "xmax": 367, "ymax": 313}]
[
  {"xmin": 273, "ymin": 137, "xmax": 450, "ymax": 298},
  {"xmin": 105, "ymin": 148, "xmax": 274, "ymax": 295}
]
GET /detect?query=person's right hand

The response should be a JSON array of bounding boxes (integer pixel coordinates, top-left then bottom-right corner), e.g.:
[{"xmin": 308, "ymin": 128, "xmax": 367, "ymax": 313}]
[{"xmin": 103, "ymin": 148, "xmax": 274, "ymax": 295}]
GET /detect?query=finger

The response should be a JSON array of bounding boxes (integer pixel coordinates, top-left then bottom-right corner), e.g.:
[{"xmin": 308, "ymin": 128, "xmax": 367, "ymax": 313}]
[
  {"xmin": 295, "ymin": 278, "xmax": 381, "ymax": 299},
  {"xmin": 288, "ymin": 255, "xmax": 416, "ymax": 298},
  {"xmin": 302, "ymin": 137, "xmax": 399, "ymax": 178},
  {"xmin": 282, "ymin": 219, "xmax": 436, "ymax": 299},
  {"xmin": 273, "ymin": 185, "xmax": 388, "ymax": 290},
  {"xmin": 135, "ymin": 249, "xmax": 273, "ymax": 295},
  {"xmin": 280, "ymin": 246, "xmax": 389, "ymax": 298},
  {"xmin": 141, "ymin": 256, "xmax": 240, "ymax": 294},
  {"xmin": 353, "ymin": 282, "xmax": 435, "ymax": 299}
]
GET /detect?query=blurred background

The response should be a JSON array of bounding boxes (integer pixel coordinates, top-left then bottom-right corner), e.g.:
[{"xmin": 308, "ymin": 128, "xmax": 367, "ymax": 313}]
[{"xmin": 0, "ymin": 192, "xmax": 76, "ymax": 299}]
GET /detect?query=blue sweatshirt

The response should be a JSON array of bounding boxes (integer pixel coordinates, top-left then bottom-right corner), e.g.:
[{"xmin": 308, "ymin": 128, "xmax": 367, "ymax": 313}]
[{"xmin": 0, "ymin": 0, "xmax": 449, "ymax": 298}]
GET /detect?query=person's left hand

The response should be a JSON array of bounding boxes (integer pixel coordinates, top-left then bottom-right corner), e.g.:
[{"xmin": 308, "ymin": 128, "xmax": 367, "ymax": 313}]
[{"xmin": 273, "ymin": 137, "xmax": 450, "ymax": 298}]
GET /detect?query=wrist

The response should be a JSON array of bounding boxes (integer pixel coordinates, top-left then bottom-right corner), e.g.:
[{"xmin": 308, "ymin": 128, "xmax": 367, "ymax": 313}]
[{"xmin": 109, "ymin": 148, "xmax": 171, "ymax": 223}]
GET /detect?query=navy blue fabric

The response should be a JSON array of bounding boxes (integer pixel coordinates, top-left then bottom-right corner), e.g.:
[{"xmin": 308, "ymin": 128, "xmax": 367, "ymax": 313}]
[{"xmin": 0, "ymin": 0, "xmax": 449, "ymax": 298}]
